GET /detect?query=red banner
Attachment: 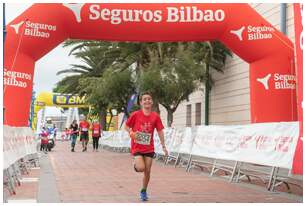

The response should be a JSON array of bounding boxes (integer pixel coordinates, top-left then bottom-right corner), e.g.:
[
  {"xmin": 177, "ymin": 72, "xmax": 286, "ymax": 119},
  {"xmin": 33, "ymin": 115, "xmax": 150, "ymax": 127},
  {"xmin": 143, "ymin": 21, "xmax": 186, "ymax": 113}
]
[
  {"xmin": 4, "ymin": 4, "xmax": 297, "ymax": 126},
  {"xmin": 292, "ymin": 3, "xmax": 303, "ymax": 175}
]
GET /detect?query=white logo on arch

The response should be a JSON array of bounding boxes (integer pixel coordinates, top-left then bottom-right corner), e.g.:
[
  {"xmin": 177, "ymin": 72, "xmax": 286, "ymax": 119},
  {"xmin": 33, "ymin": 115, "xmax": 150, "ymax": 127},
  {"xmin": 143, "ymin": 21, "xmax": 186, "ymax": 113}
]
[
  {"xmin": 230, "ymin": 26, "xmax": 245, "ymax": 41},
  {"xmin": 257, "ymin": 74, "xmax": 271, "ymax": 90},
  {"xmin": 10, "ymin": 21, "xmax": 24, "ymax": 34},
  {"xmin": 62, "ymin": 3, "xmax": 85, "ymax": 23},
  {"xmin": 231, "ymin": 25, "xmax": 275, "ymax": 41}
]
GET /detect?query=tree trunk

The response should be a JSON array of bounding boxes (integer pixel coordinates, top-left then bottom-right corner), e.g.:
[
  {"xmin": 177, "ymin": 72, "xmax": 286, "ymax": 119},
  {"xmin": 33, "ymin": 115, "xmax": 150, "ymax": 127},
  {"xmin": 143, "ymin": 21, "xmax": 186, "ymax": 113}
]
[
  {"xmin": 99, "ymin": 110, "xmax": 107, "ymax": 130},
  {"xmin": 204, "ymin": 64, "xmax": 210, "ymax": 126},
  {"xmin": 107, "ymin": 109, "xmax": 113, "ymax": 131},
  {"xmin": 167, "ymin": 110, "xmax": 174, "ymax": 127},
  {"xmin": 153, "ymin": 101, "xmax": 160, "ymax": 114},
  {"xmin": 123, "ymin": 107, "xmax": 129, "ymax": 118}
]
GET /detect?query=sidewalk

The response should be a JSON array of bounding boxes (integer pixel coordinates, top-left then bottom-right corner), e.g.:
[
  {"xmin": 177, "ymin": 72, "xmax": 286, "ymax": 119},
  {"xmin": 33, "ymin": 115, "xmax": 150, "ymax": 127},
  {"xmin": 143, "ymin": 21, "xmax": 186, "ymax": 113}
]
[{"xmin": 44, "ymin": 141, "xmax": 301, "ymax": 203}]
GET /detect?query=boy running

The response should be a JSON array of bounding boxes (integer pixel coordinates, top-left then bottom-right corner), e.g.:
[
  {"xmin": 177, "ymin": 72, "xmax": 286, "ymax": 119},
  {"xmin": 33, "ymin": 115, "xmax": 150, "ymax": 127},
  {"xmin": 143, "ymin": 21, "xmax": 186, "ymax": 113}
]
[{"xmin": 125, "ymin": 92, "xmax": 168, "ymax": 201}]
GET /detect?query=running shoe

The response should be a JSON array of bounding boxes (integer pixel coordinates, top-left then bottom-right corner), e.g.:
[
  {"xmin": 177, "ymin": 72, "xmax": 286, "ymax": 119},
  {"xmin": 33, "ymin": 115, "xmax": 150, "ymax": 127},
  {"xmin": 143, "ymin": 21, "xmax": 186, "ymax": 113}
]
[{"xmin": 140, "ymin": 191, "xmax": 148, "ymax": 201}]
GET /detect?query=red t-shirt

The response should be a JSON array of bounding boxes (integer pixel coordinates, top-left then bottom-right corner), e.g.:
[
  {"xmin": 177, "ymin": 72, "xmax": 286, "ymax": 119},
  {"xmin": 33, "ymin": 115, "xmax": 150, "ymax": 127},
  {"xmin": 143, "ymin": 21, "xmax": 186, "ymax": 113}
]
[
  {"xmin": 126, "ymin": 110, "xmax": 164, "ymax": 154},
  {"xmin": 79, "ymin": 121, "xmax": 90, "ymax": 133},
  {"xmin": 41, "ymin": 131, "xmax": 49, "ymax": 145},
  {"xmin": 92, "ymin": 123, "xmax": 101, "ymax": 138},
  {"xmin": 41, "ymin": 136, "xmax": 48, "ymax": 145},
  {"xmin": 41, "ymin": 131, "xmax": 48, "ymax": 137}
]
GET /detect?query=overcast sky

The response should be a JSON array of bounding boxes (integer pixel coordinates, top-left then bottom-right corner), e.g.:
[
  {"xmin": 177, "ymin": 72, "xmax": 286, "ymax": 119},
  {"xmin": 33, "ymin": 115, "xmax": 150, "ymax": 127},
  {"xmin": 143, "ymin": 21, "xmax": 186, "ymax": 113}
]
[{"xmin": 6, "ymin": 3, "xmax": 81, "ymax": 96}]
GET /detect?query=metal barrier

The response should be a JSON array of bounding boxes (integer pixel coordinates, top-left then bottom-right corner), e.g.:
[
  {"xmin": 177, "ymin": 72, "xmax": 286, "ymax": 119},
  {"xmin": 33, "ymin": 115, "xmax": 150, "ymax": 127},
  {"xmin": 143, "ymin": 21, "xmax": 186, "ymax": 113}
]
[
  {"xmin": 269, "ymin": 168, "xmax": 303, "ymax": 192},
  {"xmin": 3, "ymin": 126, "xmax": 40, "ymax": 203},
  {"xmin": 97, "ymin": 122, "xmax": 301, "ymax": 193}
]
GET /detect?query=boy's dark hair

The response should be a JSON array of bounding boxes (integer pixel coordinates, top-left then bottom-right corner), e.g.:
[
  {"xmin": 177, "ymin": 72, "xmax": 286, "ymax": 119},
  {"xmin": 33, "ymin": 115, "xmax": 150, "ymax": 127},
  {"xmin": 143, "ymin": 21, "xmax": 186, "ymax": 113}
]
[{"xmin": 137, "ymin": 91, "xmax": 153, "ymax": 105}]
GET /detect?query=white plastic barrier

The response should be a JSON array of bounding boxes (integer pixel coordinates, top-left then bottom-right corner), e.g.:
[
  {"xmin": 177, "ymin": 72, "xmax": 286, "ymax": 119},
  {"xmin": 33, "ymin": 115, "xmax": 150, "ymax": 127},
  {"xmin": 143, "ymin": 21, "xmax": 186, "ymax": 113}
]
[
  {"xmin": 177, "ymin": 127, "xmax": 195, "ymax": 155},
  {"xmin": 191, "ymin": 122, "xmax": 299, "ymax": 169},
  {"xmin": 119, "ymin": 131, "xmax": 131, "ymax": 147},
  {"xmin": 108, "ymin": 131, "xmax": 119, "ymax": 148},
  {"xmin": 99, "ymin": 122, "xmax": 299, "ymax": 169},
  {"xmin": 154, "ymin": 127, "xmax": 174, "ymax": 155},
  {"xmin": 99, "ymin": 131, "xmax": 115, "ymax": 147},
  {"xmin": 3, "ymin": 126, "xmax": 38, "ymax": 169},
  {"xmin": 168, "ymin": 128, "xmax": 185, "ymax": 153},
  {"xmin": 153, "ymin": 130, "xmax": 162, "ymax": 155},
  {"xmin": 100, "ymin": 130, "xmax": 130, "ymax": 148}
]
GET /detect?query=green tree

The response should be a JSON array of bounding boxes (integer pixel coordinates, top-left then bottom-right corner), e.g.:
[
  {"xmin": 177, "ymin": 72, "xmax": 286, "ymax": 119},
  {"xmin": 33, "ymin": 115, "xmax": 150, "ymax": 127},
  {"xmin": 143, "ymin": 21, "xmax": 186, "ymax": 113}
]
[
  {"xmin": 55, "ymin": 40, "xmax": 232, "ymax": 128},
  {"xmin": 77, "ymin": 77, "xmax": 109, "ymax": 129},
  {"xmin": 54, "ymin": 41, "xmax": 121, "ymax": 126},
  {"xmin": 78, "ymin": 67, "xmax": 135, "ymax": 130},
  {"xmin": 192, "ymin": 41, "xmax": 232, "ymax": 125},
  {"xmin": 139, "ymin": 44, "xmax": 203, "ymax": 127},
  {"xmin": 53, "ymin": 75, "xmax": 81, "ymax": 94}
]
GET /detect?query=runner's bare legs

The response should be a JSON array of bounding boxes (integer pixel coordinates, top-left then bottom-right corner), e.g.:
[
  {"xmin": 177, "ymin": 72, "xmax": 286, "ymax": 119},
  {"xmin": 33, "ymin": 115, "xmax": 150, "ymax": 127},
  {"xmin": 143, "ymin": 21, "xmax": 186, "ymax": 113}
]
[
  {"xmin": 143, "ymin": 156, "xmax": 153, "ymax": 189},
  {"xmin": 134, "ymin": 155, "xmax": 153, "ymax": 191},
  {"xmin": 82, "ymin": 140, "xmax": 85, "ymax": 150},
  {"xmin": 134, "ymin": 156, "xmax": 145, "ymax": 172}
]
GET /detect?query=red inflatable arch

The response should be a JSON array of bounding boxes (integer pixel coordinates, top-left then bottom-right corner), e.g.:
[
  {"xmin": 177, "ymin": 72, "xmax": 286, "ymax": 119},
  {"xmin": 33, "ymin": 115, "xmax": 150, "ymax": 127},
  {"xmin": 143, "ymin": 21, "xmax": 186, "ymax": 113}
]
[{"xmin": 4, "ymin": 3, "xmax": 297, "ymax": 126}]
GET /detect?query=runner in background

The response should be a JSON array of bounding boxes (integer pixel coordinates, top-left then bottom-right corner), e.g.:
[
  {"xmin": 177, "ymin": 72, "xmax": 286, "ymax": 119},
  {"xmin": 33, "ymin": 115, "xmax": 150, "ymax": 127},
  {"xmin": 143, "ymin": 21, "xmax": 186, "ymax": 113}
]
[
  {"xmin": 64, "ymin": 128, "xmax": 70, "ymax": 141},
  {"xmin": 61, "ymin": 128, "xmax": 69, "ymax": 141},
  {"xmin": 53, "ymin": 124, "xmax": 58, "ymax": 140},
  {"xmin": 79, "ymin": 115, "xmax": 90, "ymax": 152},
  {"xmin": 40, "ymin": 127, "xmax": 49, "ymax": 154},
  {"xmin": 91, "ymin": 119, "xmax": 102, "ymax": 152},
  {"xmin": 69, "ymin": 120, "xmax": 79, "ymax": 152}
]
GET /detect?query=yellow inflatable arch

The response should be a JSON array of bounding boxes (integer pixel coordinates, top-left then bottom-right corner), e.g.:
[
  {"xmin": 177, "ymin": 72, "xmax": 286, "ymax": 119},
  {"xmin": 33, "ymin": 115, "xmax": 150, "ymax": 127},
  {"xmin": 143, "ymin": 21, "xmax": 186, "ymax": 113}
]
[
  {"xmin": 32, "ymin": 92, "xmax": 118, "ymax": 131},
  {"xmin": 32, "ymin": 92, "xmax": 88, "ymax": 130}
]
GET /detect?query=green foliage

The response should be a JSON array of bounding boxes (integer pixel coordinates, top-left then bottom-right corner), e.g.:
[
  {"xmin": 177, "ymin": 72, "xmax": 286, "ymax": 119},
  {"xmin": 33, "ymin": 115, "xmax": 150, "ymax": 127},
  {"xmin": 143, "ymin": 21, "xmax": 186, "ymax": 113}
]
[
  {"xmin": 78, "ymin": 108, "xmax": 90, "ymax": 117},
  {"xmin": 191, "ymin": 41, "xmax": 233, "ymax": 90},
  {"xmin": 53, "ymin": 75, "xmax": 81, "ymax": 94},
  {"xmin": 138, "ymin": 44, "xmax": 204, "ymax": 126},
  {"xmin": 54, "ymin": 40, "xmax": 232, "ymax": 127},
  {"xmin": 129, "ymin": 104, "xmax": 141, "ymax": 114}
]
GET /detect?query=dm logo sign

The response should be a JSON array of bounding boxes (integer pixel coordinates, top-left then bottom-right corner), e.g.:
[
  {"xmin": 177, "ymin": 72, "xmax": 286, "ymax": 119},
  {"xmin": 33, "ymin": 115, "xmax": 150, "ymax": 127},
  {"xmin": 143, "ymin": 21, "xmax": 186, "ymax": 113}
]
[{"xmin": 52, "ymin": 95, "xmax": 86, "ymax": 105}]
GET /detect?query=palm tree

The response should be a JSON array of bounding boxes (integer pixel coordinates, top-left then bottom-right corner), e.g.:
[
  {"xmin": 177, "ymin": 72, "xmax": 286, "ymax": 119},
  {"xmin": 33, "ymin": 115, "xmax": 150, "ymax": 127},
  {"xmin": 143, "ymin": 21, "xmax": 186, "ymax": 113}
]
[
  {"xmin": 57, "ymin": 41, "xmax": 118, "ymax": 76},
  {"xmin": 54, "ymin": 40, "xmax": 120, "ymax": 126},
  {"xmin": 53, "ymin": 75, "xmax": 80, "ymax": 94},
  {"xmin": 55, "ymin": 40, "xmax": 232, "ymax": 127},
  {"xmin": 192, "ymin": 41, "xmax": 233, "ymax": 125},
  {"xmin": 55, "ymin": 40, "xmax": 150, "ymax": 127}
]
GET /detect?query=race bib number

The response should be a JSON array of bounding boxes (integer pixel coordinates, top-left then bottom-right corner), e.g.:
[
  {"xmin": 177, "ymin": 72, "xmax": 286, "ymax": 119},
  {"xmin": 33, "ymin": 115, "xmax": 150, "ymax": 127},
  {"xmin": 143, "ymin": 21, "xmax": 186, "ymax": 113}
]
[
  {"xmin": 93, "ymin": 130, "xmax": 99, "ymax": 134},
  {"xmin": 135, "ymin": 132, "xmax": 151, "ymax": 145},
  {"xmin": 81, "ymin": 128, "xmax": 88, "ymax": 132}
]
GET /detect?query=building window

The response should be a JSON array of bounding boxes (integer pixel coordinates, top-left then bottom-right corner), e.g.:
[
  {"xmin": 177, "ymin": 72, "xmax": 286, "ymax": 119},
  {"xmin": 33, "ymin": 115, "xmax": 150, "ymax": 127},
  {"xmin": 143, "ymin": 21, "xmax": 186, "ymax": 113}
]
[
  {"xmin": 195, "ymin": 103, "xmax": 201, "ymax": 125},
  {"xmin": 186, "ymin": 104, "xmax": 192, "ymax": 127}
]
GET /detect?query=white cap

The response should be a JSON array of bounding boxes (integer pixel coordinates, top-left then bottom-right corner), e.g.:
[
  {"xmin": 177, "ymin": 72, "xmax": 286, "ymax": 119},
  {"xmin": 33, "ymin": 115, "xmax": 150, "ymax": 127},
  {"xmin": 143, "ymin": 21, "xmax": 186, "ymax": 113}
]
[{"xmin": 80, "ymin": 114, "xmax": 85, "ymax": 120}]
